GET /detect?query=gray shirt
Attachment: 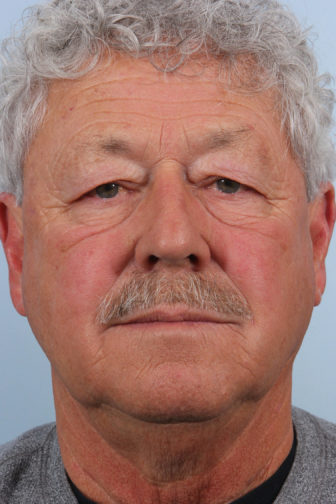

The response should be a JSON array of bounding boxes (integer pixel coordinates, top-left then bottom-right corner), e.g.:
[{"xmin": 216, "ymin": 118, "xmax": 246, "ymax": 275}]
[{"xmin": 0, "ymin": 408, "xmax": 335, "ymax": 503}]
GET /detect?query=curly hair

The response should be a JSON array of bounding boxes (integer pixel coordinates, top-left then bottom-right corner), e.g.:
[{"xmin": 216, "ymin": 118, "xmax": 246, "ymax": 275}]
[{"xmin": 0, "ymin": 0, "xmax": 334, "ymax": 202}]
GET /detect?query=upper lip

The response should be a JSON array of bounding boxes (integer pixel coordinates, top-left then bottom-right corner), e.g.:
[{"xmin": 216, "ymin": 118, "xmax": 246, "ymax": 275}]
[{"xmin": 110, "ymin": 306, "xmax": 241, "ymax": 326}]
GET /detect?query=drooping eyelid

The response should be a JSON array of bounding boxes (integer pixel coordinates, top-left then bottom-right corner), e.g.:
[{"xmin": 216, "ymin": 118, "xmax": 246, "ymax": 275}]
[
  {"xmin": 61, "ymin": 158, "xmax": 147, "ymax": 201},
  {"xmin": 190, "ymin": 154, "xmax": 248, "ymax": 183},
  {"xmin": 188, "ymin": 153, "xmax": 267, "ymax": 194}
]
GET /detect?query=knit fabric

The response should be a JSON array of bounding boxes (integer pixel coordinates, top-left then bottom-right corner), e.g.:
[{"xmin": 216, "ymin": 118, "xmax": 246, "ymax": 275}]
[{"xmin": 0, "ymin": 408, "xmax": 335, "ymax": 503}]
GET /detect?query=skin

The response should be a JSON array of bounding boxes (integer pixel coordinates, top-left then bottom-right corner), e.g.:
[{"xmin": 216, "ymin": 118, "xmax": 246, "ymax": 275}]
[{"xmin": 0, "ymin": 53, "xmax": 335, "ymax": 503}]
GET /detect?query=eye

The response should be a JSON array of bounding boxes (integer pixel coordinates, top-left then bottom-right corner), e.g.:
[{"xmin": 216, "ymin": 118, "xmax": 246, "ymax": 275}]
[
  {"xmin": 215, "ymin": 178, "xmax": 241, "ymax": 194},
  {"xmin": 95, "ymin": 183, "xmax": 120, "ymax": 199}
]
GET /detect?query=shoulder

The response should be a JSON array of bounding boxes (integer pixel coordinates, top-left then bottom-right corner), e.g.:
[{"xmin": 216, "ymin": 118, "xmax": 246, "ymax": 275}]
[
  {"xmin": 0, "ymin": 423, "xmax": 62, "ymax": 503},
  {"xmin": 293, "ymin": 406, "xmax": 336, "ymax": 442},
  {"xmin": 0, "ymin": 423, "xmax": 56, "ymax": 459},
  {"xmin": 293, "ymin": 406, "xmax": 336, "ymax": 459},
  {"xmin": 276, "ymin": 408, "xmax": 336, "ymax": 503}
]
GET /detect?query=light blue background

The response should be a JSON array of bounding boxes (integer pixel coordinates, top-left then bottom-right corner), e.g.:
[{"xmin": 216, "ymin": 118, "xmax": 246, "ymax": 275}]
[{"xmin": 0, "ymin": 0, "xmax": 335, "ymax": 443}]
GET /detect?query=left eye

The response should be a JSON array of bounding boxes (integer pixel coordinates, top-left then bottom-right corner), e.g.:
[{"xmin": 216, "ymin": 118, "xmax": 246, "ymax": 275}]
[
  {"xmin": 94, "ymin": 183, "xmax": 120, "ymax": 199},
  {"xmin": 215, "ymin": 178, "xmax": 241, "ymax": 194}
]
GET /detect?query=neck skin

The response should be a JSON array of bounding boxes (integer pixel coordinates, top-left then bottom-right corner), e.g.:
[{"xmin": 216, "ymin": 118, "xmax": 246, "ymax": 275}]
[{"xmin": 54, "ymin": 367, "xmax": 294, "ymax": 504}]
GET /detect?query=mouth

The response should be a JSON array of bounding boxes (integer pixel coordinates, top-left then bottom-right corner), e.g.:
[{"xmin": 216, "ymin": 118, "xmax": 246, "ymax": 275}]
[{"xmin": 109, "ymin": 306, "xmax": 241, "ymax": 327}]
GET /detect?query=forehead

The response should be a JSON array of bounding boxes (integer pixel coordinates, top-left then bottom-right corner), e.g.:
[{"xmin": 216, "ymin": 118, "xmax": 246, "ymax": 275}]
[
  {"xmin": 43, "ymin": 54, "xmax": 282, "ymax": 144},
  {"xmin": 48, "ymin": 52, "xmax": 230, "ymax": 102},
  {"xmin": 25, "ymin": 52, "xmax": 298, "ymax": 193}
]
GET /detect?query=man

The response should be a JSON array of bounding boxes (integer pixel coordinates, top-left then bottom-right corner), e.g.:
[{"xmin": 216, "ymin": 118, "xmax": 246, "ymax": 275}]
[{"xmin": 0, "ymin": 0, "xmax": 335, "ymax": 502}]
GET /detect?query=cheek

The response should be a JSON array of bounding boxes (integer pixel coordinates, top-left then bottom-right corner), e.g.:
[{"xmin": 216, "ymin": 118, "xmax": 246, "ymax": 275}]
[
  {"xmin": 210, "ymin": 216, "xmax": 315, "ymax": 347},
  {"xmin": 22, "ymin": 223, "xmax": 133, "ymax": 347},
  {"xmin": 211, "ymin": 215, "xmax": 313, "ymax": 295}
]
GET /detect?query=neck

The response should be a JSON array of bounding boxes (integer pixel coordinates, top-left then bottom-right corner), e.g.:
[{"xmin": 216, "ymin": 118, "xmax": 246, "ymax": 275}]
[{"xmin": 53, "ymin": 371, "xmax": 294, "ymax": 504}]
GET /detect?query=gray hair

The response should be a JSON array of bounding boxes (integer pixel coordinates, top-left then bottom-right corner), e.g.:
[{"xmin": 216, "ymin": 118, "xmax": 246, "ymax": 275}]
[{"xmin": 0, "ymin": 0, "xmax": 335, "ymax": 203}]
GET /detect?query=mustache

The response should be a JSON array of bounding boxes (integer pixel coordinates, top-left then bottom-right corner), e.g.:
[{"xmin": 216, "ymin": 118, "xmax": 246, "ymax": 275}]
[{"xmin": 97, "ymin": 272, "xmax": 253, "ymax": 326}]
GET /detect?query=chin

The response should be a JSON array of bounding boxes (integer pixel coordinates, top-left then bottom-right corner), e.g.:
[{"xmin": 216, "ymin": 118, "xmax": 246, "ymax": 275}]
[
  {"xmin": 71, "ymin": 356, "xmax": 274, "ymax": 425},
  {"xmin": 101, "ymin": 376, "xmax": 249, "ymax": 426}
]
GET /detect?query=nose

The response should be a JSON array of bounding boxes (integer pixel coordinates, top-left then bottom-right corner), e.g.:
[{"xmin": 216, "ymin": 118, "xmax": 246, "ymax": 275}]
[{"xmin": 134, "ymin": 164, "xmax": 211, "ymax": 271}]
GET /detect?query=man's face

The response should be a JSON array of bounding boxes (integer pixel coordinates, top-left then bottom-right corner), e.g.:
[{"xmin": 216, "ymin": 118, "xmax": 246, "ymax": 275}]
[{"xmin": 2, "ymin": 54, "xmax": 334, "ymax": 423}]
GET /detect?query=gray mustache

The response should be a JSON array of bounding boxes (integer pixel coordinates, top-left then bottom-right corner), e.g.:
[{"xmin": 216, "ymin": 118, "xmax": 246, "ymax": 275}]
[{"xmin": 97, "ymin": 272, "xmax": 252, "ymax": 326}]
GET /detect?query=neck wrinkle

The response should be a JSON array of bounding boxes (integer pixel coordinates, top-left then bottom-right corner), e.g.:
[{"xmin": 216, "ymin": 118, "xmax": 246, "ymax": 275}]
[{"xmin": 53, "ymin": 367, "xmax": 294, "ymax": 504}]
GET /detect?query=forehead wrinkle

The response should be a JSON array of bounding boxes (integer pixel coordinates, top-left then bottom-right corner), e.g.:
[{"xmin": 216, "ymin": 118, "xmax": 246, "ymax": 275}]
[
  {"xmin": 64, "ymin": 75, "xmax": 223, "ymax": 102},
  {"xmin": 74, "ymin": 95, "xmax": 224, "ymax": 104},
  {"xmin": 182, "ymin": 123, "xmax": 193, "ymax": 157}
]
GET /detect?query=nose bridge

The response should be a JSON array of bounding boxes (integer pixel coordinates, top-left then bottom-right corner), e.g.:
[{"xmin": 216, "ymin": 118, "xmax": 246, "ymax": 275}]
[
  {"xmin": 151, "ymin": 164, "xmax": 192, "ymax": 229},
  {"xmin": 135, "ymin": 161, "xmax": 210, "ymax": 269}
]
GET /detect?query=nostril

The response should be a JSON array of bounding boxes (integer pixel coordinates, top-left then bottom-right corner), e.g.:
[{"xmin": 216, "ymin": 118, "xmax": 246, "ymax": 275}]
[
  {"xmin": 147, "ymin": 254, "xmax": 198, "ymax": 266},
  {"xmin": 148, "ymin": 255, "xmax": 159, "ymax": 265},
  {"xmin": 188, "ymin": 254, "xmax": 198, "ymax": 265}
]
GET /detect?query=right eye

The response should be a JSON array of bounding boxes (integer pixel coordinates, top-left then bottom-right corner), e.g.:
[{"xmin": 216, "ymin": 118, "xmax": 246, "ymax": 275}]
[
  {"xmin": 215, "ymin": 178, "xmax": 242, "ymax": 194},
  {"xmin": 94, "ymin": 183, "xmax": 120, "ymax": 199}
]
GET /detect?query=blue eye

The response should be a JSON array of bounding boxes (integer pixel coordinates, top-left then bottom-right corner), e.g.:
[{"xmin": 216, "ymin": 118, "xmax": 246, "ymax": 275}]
[
  {"xmin": 216, "ymin": 178, "xmax": 241, "ymax": 194},
  {"xmin": 95, "ymin": 183, "xmax": 119, "ymax": 198}
]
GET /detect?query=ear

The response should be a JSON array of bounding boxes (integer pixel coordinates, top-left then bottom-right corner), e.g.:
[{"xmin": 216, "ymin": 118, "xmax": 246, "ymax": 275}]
[
  {"xmin": 309, "ymin": 183, "xmax": 336, "ymax": 306},
  {"xmin": 0, "ymin": 193, "xmax": 26, "ymax": 315}
]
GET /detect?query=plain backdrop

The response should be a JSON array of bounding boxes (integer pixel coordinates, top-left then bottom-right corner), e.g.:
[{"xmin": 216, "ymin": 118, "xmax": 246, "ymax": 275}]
[{"xmin": 0, "ymin": 0, "xmax": 335, "ymax": 444}]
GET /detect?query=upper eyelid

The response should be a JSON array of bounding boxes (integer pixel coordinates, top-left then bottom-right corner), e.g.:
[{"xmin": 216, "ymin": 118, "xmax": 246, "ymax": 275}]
[
  {"xmin": 208, "ymin": 176, "xmax": 243, "ymax": 188},
  {"xmin": 91, "ymin": 181, "xmax": 125, "ymax": 192}
]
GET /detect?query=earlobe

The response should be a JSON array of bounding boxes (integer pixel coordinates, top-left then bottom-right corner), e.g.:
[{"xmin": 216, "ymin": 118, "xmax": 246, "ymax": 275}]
[
  {"xmin": 0, "ymin": 193, "xmax": 26, "ymax": 315},
  {"xmin": 309, "ymin": 184, "xmax": 336, "ymax": 306}
]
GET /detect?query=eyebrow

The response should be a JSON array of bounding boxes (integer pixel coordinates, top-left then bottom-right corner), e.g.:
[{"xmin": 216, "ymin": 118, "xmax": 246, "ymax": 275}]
[
  {"xmin": 99, "ymin": 137, "xmax": 132, "ymax": 155},
  {"xmin": 76, "ymin": 127, "xmax": 252, "ymax": 160},
  {"xmin": 203, "ymin": 127, "xmax": 252, "ymax": 151},
  {"xmin": 72, "ymin": 136, "xmax": 133, "ymax": 159}
]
